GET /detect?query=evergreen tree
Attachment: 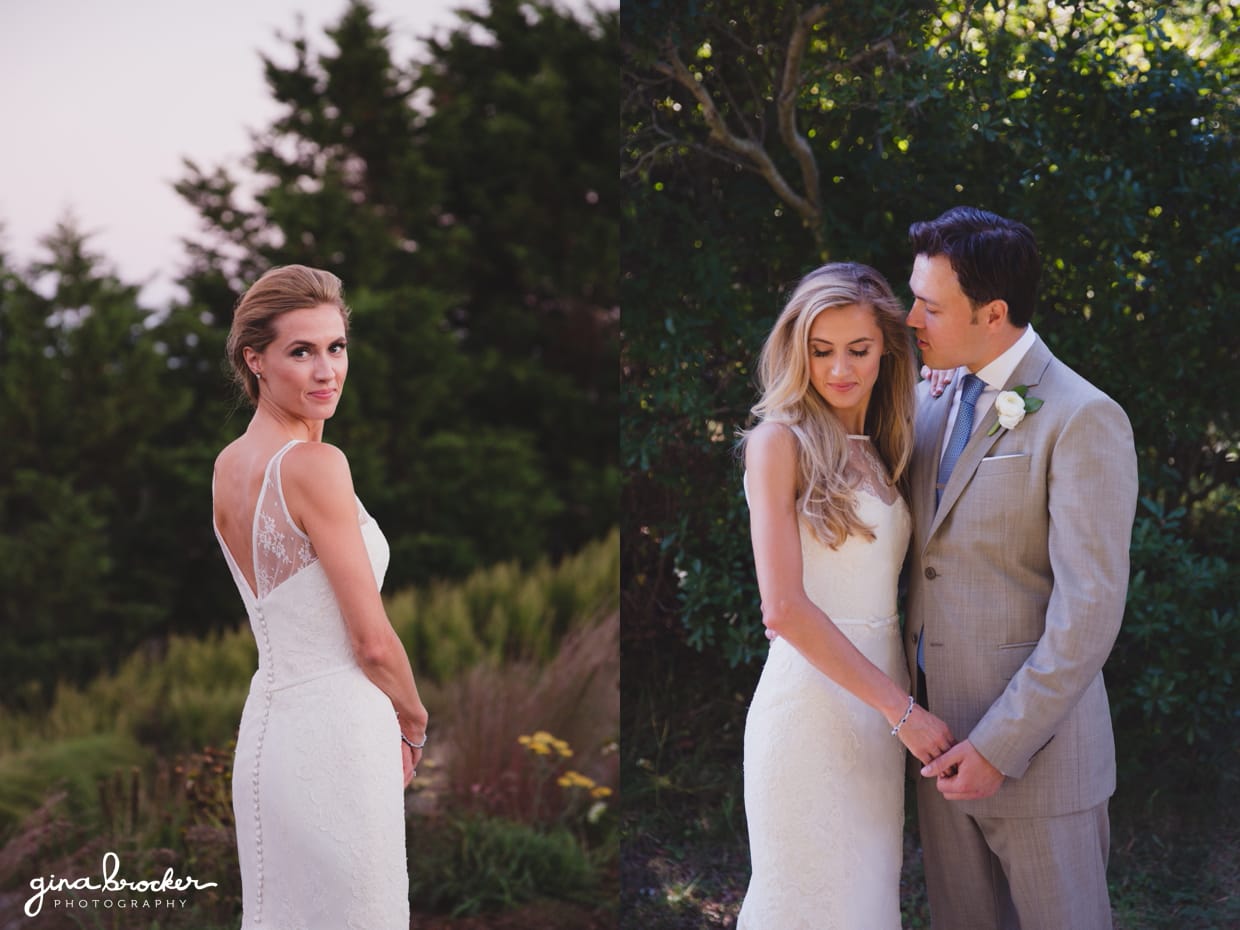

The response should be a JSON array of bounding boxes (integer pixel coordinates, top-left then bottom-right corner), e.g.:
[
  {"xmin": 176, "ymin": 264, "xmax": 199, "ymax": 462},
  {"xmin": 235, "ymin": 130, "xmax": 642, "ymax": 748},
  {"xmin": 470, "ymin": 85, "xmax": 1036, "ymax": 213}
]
[
  {"xmin": 0, "ymin": 221, "xmax": 188, "ymax": 701},
  {"xmin": 174, "ymin": 0, "xmax": 619, "ymax": 583}
]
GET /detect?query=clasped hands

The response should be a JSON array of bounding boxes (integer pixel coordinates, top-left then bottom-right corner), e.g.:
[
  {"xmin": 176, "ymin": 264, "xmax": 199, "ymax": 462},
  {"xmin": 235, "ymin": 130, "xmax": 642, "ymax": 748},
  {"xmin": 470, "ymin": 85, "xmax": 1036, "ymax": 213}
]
[
  {"xmin": 920, "ymin": 738, "xmax": 1005, "ymax": 801},
  {"xmin": 900, "ymin": 708, "xmax": 1005, "ymax": 802}
]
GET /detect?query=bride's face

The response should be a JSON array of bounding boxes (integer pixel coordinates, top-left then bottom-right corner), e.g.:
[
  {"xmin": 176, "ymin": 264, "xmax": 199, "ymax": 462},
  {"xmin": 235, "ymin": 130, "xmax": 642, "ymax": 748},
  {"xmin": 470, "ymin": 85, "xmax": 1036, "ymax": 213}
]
[
  {"xmin": 248, "ymin": 304, "xmax": 349, "ymax": 420},
  {"xmin": 806, "ymin": 303, "xmax": 884, "ymax": 423}
]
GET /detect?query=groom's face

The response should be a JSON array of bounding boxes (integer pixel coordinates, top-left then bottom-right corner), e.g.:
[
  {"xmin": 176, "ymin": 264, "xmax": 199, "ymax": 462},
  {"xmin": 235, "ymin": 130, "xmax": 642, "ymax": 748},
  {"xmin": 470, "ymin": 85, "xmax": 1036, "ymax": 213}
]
[{"xmin": 907, "ymin": 253, "xmax": 987, "ymax": 372}]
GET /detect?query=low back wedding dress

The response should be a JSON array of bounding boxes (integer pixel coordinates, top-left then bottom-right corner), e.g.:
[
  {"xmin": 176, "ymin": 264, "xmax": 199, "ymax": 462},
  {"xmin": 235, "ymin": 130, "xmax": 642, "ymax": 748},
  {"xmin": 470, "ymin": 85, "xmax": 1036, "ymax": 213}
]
[
  {"xmin": 213, "ymin": 439, "xmax": 408, "ymax": 929},
  {"xmin": 738, "ymin": 435, "xmax": 911, "ymax": 930}
]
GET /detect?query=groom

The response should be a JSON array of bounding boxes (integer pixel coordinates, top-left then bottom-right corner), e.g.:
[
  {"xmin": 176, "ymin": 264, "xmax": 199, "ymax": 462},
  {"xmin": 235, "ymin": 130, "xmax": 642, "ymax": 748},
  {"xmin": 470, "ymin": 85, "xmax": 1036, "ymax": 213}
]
[{"xmin": 902, "ymin": 207, "xmax": 1138, "ymax": 929}]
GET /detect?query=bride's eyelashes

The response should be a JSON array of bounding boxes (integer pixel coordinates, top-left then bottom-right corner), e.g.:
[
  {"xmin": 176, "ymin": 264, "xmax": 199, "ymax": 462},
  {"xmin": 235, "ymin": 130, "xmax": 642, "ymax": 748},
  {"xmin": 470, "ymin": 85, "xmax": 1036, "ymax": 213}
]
[
  {"xmin": 812, "ymin": 348, "xmax": 871, "ymax": 359},
  {"xmin": 289, "ymin": 340, "xmax": 348, "ymax": 358}
]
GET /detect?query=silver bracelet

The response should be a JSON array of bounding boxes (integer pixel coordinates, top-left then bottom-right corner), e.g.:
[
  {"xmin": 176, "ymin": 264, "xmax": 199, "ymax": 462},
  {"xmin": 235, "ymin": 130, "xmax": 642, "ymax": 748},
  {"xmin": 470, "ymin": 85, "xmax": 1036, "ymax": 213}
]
[
  {"xmin": 890, "ymin": 695, "xmax": 916, "ymax": 736},
  {"xmin": 401, "ymin": 733, "xmax": 427, "ymax": 751}
]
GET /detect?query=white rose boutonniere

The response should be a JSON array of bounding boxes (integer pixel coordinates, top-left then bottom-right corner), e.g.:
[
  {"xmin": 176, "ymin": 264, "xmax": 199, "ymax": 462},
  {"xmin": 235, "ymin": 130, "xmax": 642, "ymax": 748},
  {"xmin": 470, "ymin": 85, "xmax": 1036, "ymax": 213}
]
[{"xmin": 988, "ymin": 385, "xmax": 1043, "ymax": 435}]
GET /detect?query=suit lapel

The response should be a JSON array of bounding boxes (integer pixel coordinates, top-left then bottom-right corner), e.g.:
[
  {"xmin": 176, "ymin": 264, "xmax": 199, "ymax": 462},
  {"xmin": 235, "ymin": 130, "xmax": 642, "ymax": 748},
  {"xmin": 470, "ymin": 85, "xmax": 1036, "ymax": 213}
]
[
  {"xmin": 914, "ymin": 381, "xmax": 953, "ymax": 543},
  {"xmin": 926, "ymin": 337, "xmax": 1054, "ymax": 542}
]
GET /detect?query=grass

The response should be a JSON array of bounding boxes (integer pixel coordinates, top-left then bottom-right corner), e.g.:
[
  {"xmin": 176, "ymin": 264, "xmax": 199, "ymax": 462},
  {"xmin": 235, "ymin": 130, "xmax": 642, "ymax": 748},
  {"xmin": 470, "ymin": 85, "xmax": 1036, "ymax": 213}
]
[
  {"xmin": 434, "ymin": 611, "xmax": 619, "ymax": 826},
  {"xmin": 620, "ymin": 634, "xmax": 754, "ymax": 928},
  {"xmin": 1107, "ymin": 775, "xmax": 1240, "ymax": 929},
  {"xmin": 393, "ymin": 529, "xmax": 620, "ymax": 679},
  {"xmin": 621, "ymin": 630, "xmax": 1240, "ymax": 929}
]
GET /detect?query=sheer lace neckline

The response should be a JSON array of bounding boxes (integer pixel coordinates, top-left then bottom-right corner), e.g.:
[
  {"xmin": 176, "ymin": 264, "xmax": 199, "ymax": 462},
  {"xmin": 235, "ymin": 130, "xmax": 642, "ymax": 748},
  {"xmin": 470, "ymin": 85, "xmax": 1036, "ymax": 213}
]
[{"xmin": 844, "ymin": 434, "xmax": 899, "ymax": 506}]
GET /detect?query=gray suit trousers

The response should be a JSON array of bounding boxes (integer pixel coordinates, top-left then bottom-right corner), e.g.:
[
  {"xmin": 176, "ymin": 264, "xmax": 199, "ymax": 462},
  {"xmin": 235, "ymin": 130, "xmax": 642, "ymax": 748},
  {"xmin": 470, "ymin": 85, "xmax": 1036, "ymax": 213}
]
[{"xmin": 917, "ymin": 776, "xmax": 1111, "ymax": 930}]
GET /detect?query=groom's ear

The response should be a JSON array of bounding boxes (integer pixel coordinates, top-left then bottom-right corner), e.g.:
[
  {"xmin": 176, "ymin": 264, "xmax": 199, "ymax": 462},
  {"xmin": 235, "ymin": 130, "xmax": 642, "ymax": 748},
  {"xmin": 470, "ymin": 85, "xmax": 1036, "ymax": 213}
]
[{"xmin": 980, "ymin": 299, "xmax": 1010, "ymax": 330}]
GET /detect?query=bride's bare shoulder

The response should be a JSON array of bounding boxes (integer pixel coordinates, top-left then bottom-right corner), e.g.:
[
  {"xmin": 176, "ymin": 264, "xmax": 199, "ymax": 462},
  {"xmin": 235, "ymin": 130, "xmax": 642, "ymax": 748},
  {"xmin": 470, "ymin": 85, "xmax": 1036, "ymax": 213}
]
[
  {"xmin": 745, "ymin": 421, "xmax": 797, "ymax": 465},
  {"xmin": 282, "ymin": 441, "xmax": 354, "ymax": 497},
  {"xmin": 212, "ymin": 436, "xmax": 247, "ymax": 477}
]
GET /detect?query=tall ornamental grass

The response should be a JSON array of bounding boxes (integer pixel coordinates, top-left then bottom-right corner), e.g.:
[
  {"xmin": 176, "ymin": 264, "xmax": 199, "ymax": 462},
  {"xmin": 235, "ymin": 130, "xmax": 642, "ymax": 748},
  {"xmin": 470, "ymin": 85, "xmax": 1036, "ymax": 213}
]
[{"xmin": 0, "ymin": 531, "xmax": 618, "ymax": 836}]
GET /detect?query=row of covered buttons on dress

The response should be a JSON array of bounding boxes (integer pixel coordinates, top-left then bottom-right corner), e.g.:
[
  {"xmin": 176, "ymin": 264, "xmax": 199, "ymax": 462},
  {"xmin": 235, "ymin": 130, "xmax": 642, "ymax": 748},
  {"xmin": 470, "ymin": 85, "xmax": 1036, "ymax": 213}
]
[{"xmin": 251, "ymin": 600, "xmax": 276, "ymax": 919}]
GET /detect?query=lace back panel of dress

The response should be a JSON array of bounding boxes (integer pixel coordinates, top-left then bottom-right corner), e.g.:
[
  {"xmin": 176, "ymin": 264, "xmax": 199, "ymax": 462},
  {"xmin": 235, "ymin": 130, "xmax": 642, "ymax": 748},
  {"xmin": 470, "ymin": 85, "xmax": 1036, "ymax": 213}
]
[
  {"xmin": 253, "ymin": 445, "xmax": 318, "ymax": 600},
  {"xmin": 252, "ymin": 442, "xmax": 374, "ymax": 599}
]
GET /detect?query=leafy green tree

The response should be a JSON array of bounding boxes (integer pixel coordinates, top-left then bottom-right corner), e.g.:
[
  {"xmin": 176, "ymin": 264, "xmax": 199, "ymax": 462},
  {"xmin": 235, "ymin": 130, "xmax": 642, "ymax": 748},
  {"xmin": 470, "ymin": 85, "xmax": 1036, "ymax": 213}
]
[{"xmin": 621, "ymin": 0, "xmax": 1239, "ymax": 767}]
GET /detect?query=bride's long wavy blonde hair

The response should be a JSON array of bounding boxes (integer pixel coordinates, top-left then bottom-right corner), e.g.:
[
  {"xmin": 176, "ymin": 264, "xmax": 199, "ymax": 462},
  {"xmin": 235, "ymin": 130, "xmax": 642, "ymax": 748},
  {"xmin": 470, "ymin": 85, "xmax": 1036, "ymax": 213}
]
[{"xmin": 740, "ymin": 262, "xmax": 917, "ymax": 548}]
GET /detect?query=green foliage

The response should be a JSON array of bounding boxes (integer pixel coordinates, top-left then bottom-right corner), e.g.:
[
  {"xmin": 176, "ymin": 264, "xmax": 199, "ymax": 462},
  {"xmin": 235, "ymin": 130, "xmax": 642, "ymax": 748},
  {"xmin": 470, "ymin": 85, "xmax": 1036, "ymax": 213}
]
[
  {"xmin": 0, "ymin": 539, "xmax": 616, "ymax": 919},
  {"xmin": 2, "ymin": 0, "xmax": 618, "ymax": 700},
  {"xmin": 175, "ymin": 0, "xmax": 620, "ymax": 592},
  {"xmin": 0, "ymin": 534, "xmax": 616, "ymax": 834},
  {"xmin": 0, "ymin": 627, "xmax": 255, "ymax": 764},
  {"xmin": 0, "ymin": 734, "xmax": 150, "ymax": 836},
  {"xmin": 1110, "ymin": 499, "xmax": 1240, "ymax": 771},
  {"xmin": 407, "ymin": 815, "xmax": 596, "ymax": 916},
  {"xmin": 0, "ymin": 227, "xmax": 201, "ymax": 703},
  {"xmin": 620, "ymin": 0, "xmax": 1240, "ymax": 740},
  {"xmin": 393, "ymin": 529, "xmax": 619, "ymax": 680},
  {"xmin": 0, "ymin": 749, "xmax": 245, "ymax": 928}
]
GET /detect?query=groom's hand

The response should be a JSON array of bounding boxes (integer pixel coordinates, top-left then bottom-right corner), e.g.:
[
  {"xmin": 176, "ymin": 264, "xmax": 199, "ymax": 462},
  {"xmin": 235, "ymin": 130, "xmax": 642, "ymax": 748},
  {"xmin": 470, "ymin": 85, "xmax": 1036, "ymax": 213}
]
[{"xmin": 920, "ymin": 739, "xmax": 1004, "ymax": 801}]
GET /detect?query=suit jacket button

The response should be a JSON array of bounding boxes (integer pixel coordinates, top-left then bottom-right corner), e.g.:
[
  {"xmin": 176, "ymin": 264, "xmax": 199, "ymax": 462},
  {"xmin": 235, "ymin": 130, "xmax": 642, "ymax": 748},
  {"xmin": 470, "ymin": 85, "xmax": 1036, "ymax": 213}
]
[{"xmin": 924, "ymin": 567, "xmax": 937, "ymax": 579}]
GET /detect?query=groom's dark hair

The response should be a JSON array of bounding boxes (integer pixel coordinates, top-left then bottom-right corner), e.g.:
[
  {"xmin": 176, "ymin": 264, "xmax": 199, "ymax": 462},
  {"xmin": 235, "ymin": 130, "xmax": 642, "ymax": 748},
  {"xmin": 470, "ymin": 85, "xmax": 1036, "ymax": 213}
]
[{"xmin": 909, "ymin": 206, "xmax": 1041, "ymax": 327}]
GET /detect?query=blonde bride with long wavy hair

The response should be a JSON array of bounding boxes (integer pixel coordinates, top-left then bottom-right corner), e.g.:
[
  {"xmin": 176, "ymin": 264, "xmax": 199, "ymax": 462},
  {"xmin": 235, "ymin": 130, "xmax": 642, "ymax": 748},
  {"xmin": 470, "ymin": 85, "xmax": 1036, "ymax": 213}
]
[
  {"xmin": 741, "ymin": 261, "xmax": 918, "ymax": 547},
  {"xmin": 734, "ymin": 261, "xmax": 953, "ymax": 929}
]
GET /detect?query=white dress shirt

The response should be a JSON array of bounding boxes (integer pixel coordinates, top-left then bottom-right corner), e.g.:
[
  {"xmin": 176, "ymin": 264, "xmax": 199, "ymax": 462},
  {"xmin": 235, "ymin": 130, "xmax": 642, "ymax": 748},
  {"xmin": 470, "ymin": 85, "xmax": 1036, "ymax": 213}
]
[{"xmin": 939, "ymin": 325, "xmax": 1038, "ymax": 464}]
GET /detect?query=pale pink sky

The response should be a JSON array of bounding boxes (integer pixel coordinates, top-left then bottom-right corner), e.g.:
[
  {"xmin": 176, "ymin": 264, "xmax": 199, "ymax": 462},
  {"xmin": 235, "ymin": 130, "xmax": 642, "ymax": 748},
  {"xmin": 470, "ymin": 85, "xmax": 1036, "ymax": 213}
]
[{"xmin": 0, "ymin": 0, "xmax": 604, "ymax": 307}]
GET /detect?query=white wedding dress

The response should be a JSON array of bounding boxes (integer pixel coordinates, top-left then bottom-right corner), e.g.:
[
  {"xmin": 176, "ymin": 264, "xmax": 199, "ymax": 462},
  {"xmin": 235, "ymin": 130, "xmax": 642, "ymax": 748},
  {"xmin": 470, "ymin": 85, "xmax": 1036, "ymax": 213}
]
[
  {"xmin": 213, "ymin": 439, "xmax": 408, "ymax": 930},
  {"xmin": 738, "ymin": 435, "xmax": 911, "ymax": 930}
]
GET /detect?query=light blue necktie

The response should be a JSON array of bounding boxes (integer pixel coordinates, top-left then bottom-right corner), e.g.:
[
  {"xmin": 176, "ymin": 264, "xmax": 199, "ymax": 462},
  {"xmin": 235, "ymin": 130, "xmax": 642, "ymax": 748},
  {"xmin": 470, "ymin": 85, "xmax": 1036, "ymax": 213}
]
[
  {"xmin": 920, "ymin": 373, "xmax": 984, "ymax": 674},
  {"xmin": 935, "ymin": 373, "xmax": 985, "ymax": 508}
]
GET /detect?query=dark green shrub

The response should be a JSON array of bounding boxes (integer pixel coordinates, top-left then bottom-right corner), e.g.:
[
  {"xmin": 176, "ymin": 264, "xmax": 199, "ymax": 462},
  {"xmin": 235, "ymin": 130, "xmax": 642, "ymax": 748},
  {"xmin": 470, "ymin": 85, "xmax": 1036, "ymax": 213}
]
[
  {"xmin": 1109, "ymin": 499, "xmax": 1240, "ymax": 773},
  {"xmin": 407, "ymin": 815, "xmax": 595, "ymax": 916}
]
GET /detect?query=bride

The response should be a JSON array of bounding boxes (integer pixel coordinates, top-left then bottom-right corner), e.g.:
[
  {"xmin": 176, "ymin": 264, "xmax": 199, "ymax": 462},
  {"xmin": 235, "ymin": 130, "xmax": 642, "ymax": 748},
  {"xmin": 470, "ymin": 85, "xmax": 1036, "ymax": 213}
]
[
  {"xmin": 211, "ymin": 265, "xmax": 428, "ymax": 929},
  {"xmin": 737, "ymin": 263, "xmax": 953, "ymax": 928}
]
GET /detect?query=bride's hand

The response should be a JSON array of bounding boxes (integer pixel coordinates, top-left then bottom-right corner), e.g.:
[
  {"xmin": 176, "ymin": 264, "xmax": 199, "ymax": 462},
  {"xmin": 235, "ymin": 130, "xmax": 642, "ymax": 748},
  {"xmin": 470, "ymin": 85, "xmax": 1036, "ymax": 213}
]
[
  {"xmin": 894, "ymin": 704, "xmax": 954, "ymax": 765},
  {"xmin": 399, "ymin": 714, "xmax": 427, "ymax": 788},
  {"xmin": 401, "ymin": 742, "xmax": 416, "ymax": 787},
  {"xmin": 921, "ymin": 365, "xmax": 954, "ymax": 398}
]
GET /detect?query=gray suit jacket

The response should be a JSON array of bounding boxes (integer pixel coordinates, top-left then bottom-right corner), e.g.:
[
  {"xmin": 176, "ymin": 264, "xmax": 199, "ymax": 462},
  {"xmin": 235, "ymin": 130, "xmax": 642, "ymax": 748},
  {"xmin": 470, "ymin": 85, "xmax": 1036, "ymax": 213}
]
[{"xmin": 905, "ymin": 335, "xmax": 1138, "ymax": 819}]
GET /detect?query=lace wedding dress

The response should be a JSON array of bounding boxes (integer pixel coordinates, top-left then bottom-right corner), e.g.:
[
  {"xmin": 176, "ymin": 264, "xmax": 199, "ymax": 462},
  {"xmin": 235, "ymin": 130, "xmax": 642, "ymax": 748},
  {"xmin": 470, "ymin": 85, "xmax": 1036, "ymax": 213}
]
[
  {"xmin": 738, "ymin": 435, "xmax": 911, "ymax": 930},
  {"xmin": 213, "ymin": 439, "xmax": 408, "ymax": 930}
]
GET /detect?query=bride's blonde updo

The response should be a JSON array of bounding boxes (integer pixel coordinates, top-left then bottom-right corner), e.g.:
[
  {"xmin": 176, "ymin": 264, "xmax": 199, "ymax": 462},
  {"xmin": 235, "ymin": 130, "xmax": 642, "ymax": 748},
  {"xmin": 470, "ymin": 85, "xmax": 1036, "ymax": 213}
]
[
  {"xmin": 741, "ymin": 262, "xmax": 917, "ymax": 548},
  {"xmin": 226, "ymin": 265, "xmax": 351, "ymax": 405}
]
